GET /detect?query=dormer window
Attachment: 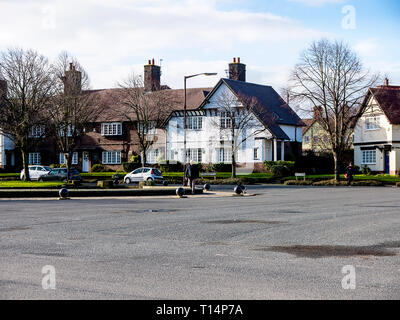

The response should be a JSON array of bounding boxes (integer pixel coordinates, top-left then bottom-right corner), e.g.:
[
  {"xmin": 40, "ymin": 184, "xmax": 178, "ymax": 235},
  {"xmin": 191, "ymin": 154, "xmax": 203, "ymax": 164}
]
[
  {"xmin": 29, "ymin": 125, "xmax": 45, "ymax": 138},
  {"xmin": 365, "ymin": 116, "xmax": 380, "ymax": 131},
  {"xmin": 101, "ymin": 122, "xmax": 122, "ymax": 136}
]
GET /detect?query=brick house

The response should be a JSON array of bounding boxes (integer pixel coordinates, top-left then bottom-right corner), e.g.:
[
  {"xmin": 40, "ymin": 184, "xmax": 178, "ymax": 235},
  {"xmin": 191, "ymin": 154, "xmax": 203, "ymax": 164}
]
[{"xmin": 26, "ymin": 61, "xmax": 210, "ymax": 172}]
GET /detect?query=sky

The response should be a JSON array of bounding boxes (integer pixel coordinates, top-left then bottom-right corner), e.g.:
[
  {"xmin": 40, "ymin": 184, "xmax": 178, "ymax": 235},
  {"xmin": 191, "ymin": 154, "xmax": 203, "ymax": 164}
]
[{"xmin": 0, "ymin": 0, "xmax": 399, "ymax": 91}]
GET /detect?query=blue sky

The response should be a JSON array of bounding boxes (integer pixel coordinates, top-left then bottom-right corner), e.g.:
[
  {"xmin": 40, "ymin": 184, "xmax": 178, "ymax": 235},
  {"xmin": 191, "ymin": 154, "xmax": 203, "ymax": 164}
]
[{"xmin": 0, "ymin": 0, "xmax": 399, "ymax": 91}]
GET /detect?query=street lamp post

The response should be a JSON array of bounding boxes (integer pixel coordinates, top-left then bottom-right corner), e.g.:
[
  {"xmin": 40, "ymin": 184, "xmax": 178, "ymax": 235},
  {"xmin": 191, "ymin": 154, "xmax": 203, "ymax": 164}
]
[{"xmin": 183, "ymin": 73, "xmax": 217, "ymax": 185}]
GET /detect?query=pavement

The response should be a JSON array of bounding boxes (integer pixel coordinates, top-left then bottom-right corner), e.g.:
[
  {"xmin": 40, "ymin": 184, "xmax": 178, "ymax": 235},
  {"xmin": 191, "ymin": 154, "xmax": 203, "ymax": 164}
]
[{"xmin": 0, "ymin": 185, "xmax": 399, "ymax": 300}]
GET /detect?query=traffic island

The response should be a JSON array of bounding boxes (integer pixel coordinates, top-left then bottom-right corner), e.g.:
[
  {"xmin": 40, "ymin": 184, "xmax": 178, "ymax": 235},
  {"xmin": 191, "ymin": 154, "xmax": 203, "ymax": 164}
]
[{"xmin": 0, "ymin": 187, "xmax": 203, "ymax": 199}]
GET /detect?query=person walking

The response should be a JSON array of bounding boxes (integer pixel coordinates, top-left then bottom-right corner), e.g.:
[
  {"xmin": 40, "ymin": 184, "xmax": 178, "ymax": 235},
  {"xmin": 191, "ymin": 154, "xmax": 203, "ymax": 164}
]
[
  {"xmin": 184, "ymin": 160, "xmax": 199, "ymax": 195},
  {"xmin": 345, "ymin": 162, "xmax": 353, "ymax": 186}
]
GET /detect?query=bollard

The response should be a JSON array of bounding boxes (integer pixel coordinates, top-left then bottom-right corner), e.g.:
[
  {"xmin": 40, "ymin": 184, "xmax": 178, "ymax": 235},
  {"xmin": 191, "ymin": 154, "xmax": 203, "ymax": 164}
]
[
  {"xmin": 59, "ymin": 188, "xmax": 70, "ymax": 200},
  {"xmin": 176, "ymin": 187, "xmax": 185, "ymax": 198},
  {"xmin": 234, "ymin": 185, "xmax": 243, "ymax": 195}
]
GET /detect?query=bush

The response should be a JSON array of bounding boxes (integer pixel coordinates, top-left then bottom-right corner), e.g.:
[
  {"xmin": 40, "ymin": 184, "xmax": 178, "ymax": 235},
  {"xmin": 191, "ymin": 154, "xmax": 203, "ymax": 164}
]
[
  {"xmin": 264, "ymin": 161, "xmax": 295, "ymax": 173},
  {"xmin": 361, "ymin": 165, "xmax": 372, "ymax": 175},
  {"xmin": 91, "ymin": 164, "xmax": 106, "ymax": 172},
  {"xmin": 270, "ymin": 165, "xmax": 290, "ymax": 178},
  {"xmin": 396, "ymin": 182, "xmax": 400, "ymax": 188},
  {"xmin": 159, "ymin": 161, "xmax": 184, "ymax": 173},
  {"xmin": 212, "ymin": 163, "xmax": 232, "ymax": 172},
  {"xmin": 122, "ymin": 162, "xmax": 141, "ymax": 173},
  {"xmin": 352, "ymin": 165, "xmax": 360, "ymax": 174},
  {"xmin": 284, "ymin": 180, "xmax": 313, "ymax": 186}
]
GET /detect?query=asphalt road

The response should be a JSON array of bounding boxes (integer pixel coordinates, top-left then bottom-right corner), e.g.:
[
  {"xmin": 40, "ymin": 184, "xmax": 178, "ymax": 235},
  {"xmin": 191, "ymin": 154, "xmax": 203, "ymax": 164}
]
[{"xmin": 1, "ymin": 185, "xmax": 399, "ymax": 300}]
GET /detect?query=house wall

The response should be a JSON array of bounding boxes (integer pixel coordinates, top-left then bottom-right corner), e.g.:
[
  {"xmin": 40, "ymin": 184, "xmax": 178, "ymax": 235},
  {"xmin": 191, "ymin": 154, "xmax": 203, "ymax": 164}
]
[
  {"xmin": 353, "ymin": 96, "xmax": 397, "ymax": 173},
  {"xmin": 0, "ymin": 133, "xmax": 15, "ymax": 168},
  {"xmin": 166, "ymin": 83, "xmax": 276, "ymax": 165}
]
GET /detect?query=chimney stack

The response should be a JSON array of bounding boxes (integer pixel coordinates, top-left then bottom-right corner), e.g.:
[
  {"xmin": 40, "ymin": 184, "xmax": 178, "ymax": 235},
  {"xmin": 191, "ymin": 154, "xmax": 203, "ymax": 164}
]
[
  {"xmin": 0, "ymin": 79, "xmax": 7, "ymax": 100},
  {"xmin": 313, "ymin": 106, "xmax": 323, "ymax": 119},
  {"xmin": 144, "ymin": 58, "xmax": 161, "ymax": 92},
  {"xmin": 61, "ymin": 63, "xmax": 82, "ymax": 95},
  {"xmin": 228, "ymin": 57, "xmax": 246, "ymax": 82},
  {"xmin": 385, "ymin": 78, "xmax": 389, "ymax": 86}
]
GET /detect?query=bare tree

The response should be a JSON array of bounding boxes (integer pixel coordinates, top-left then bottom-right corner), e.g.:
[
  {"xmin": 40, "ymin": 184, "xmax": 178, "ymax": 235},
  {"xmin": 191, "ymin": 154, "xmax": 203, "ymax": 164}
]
[
  {"xmin": 289, "ymin": 39, "xmax": 379, "ymax": 180},
  {"xmin": 118, "ymin": 74, "xmax": 175, "ymax": 166},
  {"xmin": 47, "ymin": 52, "xmax": 101, "ymax": 179},
  {"xmin": 0, "ymin": 48, "xmax": 56, "ymax": 180},
  {"xmin": 211, "ymin": 90, "xmax": 269, "ymax": 178}
]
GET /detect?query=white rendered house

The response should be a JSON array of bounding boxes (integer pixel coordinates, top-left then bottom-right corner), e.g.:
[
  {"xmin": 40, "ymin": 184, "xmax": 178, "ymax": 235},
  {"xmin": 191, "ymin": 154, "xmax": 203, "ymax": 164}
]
[
  {"xmin": 354, "ymin": 82, "xmax": 400, "ymax": 175},
  {"xmin": 164, "ymin": 67, "xmax": 304, "ymax": 172}
]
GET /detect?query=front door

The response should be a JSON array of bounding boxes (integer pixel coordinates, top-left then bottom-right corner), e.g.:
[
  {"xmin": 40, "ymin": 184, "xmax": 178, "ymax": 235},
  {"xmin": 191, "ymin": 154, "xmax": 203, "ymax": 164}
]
[
  {"xmin": 82, "ymin": 152, "xmax": 89, "ymax": 173},
  {"xmin": 385, "ymin": 151, "xmax": 390, "ymax": 174}
]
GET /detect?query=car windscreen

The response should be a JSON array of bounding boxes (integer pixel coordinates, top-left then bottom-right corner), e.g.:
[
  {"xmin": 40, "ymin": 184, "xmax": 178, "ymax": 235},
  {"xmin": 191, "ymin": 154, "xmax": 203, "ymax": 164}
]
[{"xmin": 43, "ymin": 166, "xmax": 52, "ymax": 171}]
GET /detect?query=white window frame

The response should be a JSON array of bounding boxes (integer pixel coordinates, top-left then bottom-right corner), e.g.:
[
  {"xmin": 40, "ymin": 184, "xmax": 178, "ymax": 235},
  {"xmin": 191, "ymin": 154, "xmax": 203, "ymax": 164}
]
[
  {"xmin": 220, "ymin": 112, "xmax": 232, "ymax": 129},
  {"xmin": 102, "ymin": 151, "xmax": 121, "ymax": 164},
  {"xmin": 253, "ymin": 148, "xmax": 259, "ymax": 160},
  {"xmin": 217, "ymin": 148, "xmax": 231, "ymax": 163},
  {"xmin": 187, "ymin": 117, "xmax": 203, "ymax": 130},
  {"xmin": 59, "ymin": 152, "xmax": 78, "ymax": 165},
  {"xmin": 365, "ymin": 116, "xmax": 380, "ymax": 131},
  {"xmin": 28, "ymin": 152, "xmax": 41, "ymax": 165},
  {"xmin": 138, "ymin": 121, "xmax": 157, "ymax": 135},
  {"xmin": 101, "ymin": 123, "xmax": 122, "ymax": 136},
  {"xmin": 147, "ymin": 149, "xmax": 159, "ymax": 164},
  {"xmin": 60, "ymin": 125, "xmax": 75, "ymax": 137},
  {"xmin": 186, "ymin": 148, "xmax": 203, "ymax": 163},
  {"xmin": 361, "ymin": 150, "xmax": 376, "ymax": 165},
  {"xmin": 30, "ymin": 126, "xmax": 45, "ymax": 138}
]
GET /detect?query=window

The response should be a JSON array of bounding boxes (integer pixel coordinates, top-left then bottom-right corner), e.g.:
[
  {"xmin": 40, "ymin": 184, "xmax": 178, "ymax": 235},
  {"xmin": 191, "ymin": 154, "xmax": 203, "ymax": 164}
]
[
  {"xmin": 362, "ymin": 150, "xmax": 376, "ymax": 164},
  {"xmin": 59, "ymin": 152, "xmax": 78, "ymax": 165},
  {"xmin": 28, "ymin": 153, "xmax": 41, "ymax": 165},
  {"xmin": 101, "ymin": 123, "xmax": 122, "ymax": 136},
  {"xmin": 187, "ymin": 117, "xmax": 203, "ymax": 130},
  {"xmin": 147, "ymin": 149, "xmax": 159, "ymax": 164},
  {"xmin": 220, "ymin": 112, "xmax": 232, "ymax": 129},
  {"xmin": 30, "ymin": 126, "xmax": 45, "ymax": 138},
  {"xmin": 60, "ymin": 125, "xmax": 75, "ymax": 137},
  {"xmin": 138, "ymin": 122, "xmax": 156, "ymax": 135},
  {"xmin": 217, "ymin": 148, "xmax": 231, "ymax": 163},
  {"xmin": 186, "ymin": 148, "xmax": 203, "ymax": 163},
  {"xmin": 365, "ymin": 117, "xmax": 380, "ymax": 130},
  {"xmin": 253, "ymin": 148, "xmax": 259, "ymax": 160},
  {"xmin": 304, "ymin": 136, "xmax": 310, "ymax": 143},
  {"xmin": 102, "ymin": 151, "xmax": 121, "ymax": 164},
  {"xmin": 313, "ymin": 136, "xmax": 319, "ymax": 143}
]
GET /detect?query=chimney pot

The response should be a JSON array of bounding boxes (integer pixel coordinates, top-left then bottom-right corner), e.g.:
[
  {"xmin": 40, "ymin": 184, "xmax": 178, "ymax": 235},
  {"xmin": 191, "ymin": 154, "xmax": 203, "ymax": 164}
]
[
  {"xmin": 228, "ymin": 57, "xmax": 246, "ymax": 82},
  {"xmin": 148, "ymin": 60, "xmax": 151, "ymax": 65},
  {"xmin": 385, "ymin": 78, "xmax": 389, "ymax": 86},
  {"xmin": 152, "ymin": 58, "xmax": 155, "ymax": 65}
]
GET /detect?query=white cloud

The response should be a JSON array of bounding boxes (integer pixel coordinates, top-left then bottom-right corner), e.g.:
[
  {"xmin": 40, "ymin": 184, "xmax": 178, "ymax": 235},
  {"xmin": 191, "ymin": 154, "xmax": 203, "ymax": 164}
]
[
  {"xmin": 353, "ymin": 39, "xmax": 379, "ymax": 58},
  {"xmin": 287, "ymin": 0, "xmax": 345, "ymax": 6},
  {"xmin": 0, "ymin": 0, "xmax": 329, "ymax": 89}
]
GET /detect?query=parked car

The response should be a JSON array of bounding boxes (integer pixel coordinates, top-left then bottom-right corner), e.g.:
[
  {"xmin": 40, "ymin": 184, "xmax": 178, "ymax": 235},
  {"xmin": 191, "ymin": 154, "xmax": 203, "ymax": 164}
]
[
  {"xmin": 20, "ymin": 165, "xmax": 52, "ymax": 181},
  {"xmin": 124, "ymin": 167, "xmax": 164, "ymax": 184},
  {"xmin": 38, "ymin": 168, "xmax": 82, "ymax": 182}
]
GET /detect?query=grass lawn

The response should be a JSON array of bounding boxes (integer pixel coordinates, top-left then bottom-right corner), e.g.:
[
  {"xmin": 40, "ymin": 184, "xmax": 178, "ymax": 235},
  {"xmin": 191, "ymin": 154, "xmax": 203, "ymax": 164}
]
[
  {"xmin": 285, "ymin": 174, "xmax": 400, "ymax": 184},
  {"xmin": 0, "ymin": 173, "xmax": 20, "ymax": 178},
  {"xmin": 0, "ymin": 181, "xmax": 64, "ymax": 188}
]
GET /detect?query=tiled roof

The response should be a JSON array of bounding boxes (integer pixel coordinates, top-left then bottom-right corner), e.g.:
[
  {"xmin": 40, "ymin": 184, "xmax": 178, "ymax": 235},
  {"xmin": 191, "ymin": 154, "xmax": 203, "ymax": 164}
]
[
  {"xmin": 301, "ymin": 118, "xmax": 316, "ymax": 135},
  {"xmin": 86, "ymin": 87, "xmax": 211, "ymax": 123},
  {"xmin": 369, "ymin": 86, "xmax": 400, "ymax": 124}
]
